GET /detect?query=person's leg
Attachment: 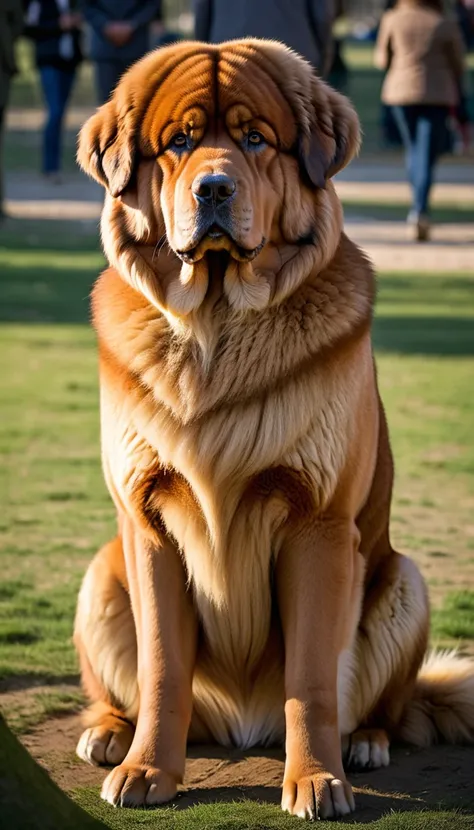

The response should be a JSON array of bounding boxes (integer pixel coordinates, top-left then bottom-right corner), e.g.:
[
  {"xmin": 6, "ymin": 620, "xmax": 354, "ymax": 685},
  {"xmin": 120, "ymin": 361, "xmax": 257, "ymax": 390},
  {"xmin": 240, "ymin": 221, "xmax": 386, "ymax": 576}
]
[
  {"xmin": 421, "ymin": 106, "xmax": 450, "ymax": 215},
  {"xmin": 392, "ymin": 105, "xmax": 431, "ymax": 239},
  {"xmin": 412, "ymin": 105, "xmax": 449, "ymax": 220},
  {"xmin": 0, "ymin": 71, "xmax": 14, "ymax": 217},
  {"xmin": 55, "ymin": 67, "xmax": 76, "ymax": 172},
  {"xmin": 391, "ymin": 105, "xmax": 417, "ymax": 189},
  {"xmin": 95, "ymin": 61, "xmax": 123, "ymax": 104},
  {"xmin": 381, "ymin": 104, "xmax": 401, "ymax": 148},
  {"xmin": 39, "ymin": 66, "xmax": 64, "ymax": 174},
  {"xmin": 0, "ymin": 102, "xmax": 6, "ymax": 217},
  {"xmin": 411, "ymin": 108, "xmax": 434, "ymax": 217}
]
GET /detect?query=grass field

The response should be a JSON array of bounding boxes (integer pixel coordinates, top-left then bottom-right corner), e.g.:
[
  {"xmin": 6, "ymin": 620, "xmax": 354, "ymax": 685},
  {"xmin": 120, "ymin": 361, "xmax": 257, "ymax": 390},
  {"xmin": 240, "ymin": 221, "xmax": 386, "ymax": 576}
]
[
  {"xmin": 1, "ymin": 219, "xmax": 474, "ymax": 694},
  {"xmin": 1, "ymin": 209, "xmax": 474, "ymax": 827}
]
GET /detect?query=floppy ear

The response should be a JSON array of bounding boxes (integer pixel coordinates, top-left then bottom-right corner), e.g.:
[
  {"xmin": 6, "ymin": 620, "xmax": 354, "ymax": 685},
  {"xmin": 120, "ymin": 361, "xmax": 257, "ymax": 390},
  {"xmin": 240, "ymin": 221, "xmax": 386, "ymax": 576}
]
[
  {"xmin": 77, "ymin": 98, "xmax": 137, "ymax": 198},
  {"xmin": 299, "ymin": 82, "xmax": 360, "ymax": 189}
]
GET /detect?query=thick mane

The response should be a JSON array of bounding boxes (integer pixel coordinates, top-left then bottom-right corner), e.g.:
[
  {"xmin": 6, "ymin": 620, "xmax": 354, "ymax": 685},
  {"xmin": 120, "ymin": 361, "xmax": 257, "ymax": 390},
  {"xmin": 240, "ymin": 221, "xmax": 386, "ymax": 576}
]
[{"xmin": 92, "ymin": 234, "xmax": 375, "ymax": 422}]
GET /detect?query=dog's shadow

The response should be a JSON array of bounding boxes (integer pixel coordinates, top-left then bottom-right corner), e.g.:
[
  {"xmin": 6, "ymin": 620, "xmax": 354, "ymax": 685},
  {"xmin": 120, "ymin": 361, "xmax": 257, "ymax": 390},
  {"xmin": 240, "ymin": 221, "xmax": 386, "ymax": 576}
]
[{"xmin": 172, "ymin": 743, "xmax": 474, "ymax": 823}]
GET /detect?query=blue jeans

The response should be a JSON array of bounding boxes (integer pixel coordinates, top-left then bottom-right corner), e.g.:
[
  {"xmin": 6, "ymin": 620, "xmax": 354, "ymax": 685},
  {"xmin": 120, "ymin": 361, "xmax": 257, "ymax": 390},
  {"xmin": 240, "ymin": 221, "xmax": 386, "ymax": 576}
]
[
  {"xmin": 39, "ymin": 66, "xmax": 76, "ymax": 173},
  {"xmin": 95, "ymin": 61, "xmax": 130, "ymax": 104},
  {"xmin": 391, "ymin": 105, "xmax": 449, "ymax": 216}
]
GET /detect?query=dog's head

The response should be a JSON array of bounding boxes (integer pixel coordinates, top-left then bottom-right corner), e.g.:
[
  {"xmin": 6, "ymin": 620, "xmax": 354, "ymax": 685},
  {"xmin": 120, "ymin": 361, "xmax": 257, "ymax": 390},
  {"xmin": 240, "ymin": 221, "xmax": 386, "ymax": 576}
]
[{"xmin": 78, "ymin": 40, "xmax": 359, "ymax": 317}]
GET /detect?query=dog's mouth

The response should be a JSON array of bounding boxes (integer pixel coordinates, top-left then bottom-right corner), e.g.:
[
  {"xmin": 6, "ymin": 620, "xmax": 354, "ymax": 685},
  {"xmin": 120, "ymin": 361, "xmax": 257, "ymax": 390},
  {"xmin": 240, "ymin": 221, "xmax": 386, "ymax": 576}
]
[{"xmin": 177, "ymin": 224, "xmax": 265, "ymax": 265}]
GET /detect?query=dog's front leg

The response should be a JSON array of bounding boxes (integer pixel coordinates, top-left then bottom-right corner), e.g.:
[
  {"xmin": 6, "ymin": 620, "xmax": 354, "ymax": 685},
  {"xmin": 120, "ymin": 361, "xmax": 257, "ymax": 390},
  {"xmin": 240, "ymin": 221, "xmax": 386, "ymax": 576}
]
[
  {"xmin": 277, "ymin": 516, "xmax": 358, "ymax": 820},
  {"xmin": 102, "ymin": 519, "xmax": 197, "ymax": 808}
]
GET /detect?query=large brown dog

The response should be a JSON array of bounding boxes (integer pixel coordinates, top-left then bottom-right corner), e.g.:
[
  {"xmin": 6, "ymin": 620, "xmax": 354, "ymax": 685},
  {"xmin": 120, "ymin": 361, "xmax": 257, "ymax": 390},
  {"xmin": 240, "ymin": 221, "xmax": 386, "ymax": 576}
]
[{"xmin": 74, "ymin": 39, "xmax": 474, "ymax": 819}]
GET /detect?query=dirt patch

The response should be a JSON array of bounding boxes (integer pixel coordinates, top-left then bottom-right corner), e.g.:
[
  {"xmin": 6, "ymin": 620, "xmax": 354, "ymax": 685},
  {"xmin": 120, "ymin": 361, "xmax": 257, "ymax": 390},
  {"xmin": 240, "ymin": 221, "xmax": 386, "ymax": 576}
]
[{"xmin": 21, "ymin": 714, "xmax": 474, "ymax": 824}]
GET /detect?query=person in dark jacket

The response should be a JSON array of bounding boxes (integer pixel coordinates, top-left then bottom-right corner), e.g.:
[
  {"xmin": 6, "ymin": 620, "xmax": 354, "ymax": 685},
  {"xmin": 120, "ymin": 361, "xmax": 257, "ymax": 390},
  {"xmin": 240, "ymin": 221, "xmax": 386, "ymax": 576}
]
[
  {"xmin": 25, "ymin": 0, "xmax": 83, "ymax": 181},
  {"xmin": 0, "ymin": 0, "xmax": 23, "ymax": 218},
  {"xmin": 81, "ymin": 0, "xmax": 161, "ymax": 104},
  {"xmin": 194, "ymin": 0, "xmax": 335, "ymax": 77}
]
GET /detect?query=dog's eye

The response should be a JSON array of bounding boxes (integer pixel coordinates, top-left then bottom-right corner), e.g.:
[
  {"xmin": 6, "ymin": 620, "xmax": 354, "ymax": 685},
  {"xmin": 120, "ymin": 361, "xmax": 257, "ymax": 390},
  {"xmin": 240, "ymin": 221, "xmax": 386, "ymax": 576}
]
[
  {"xmin": 170, "ymin": 133, "xmax": 188, "ymax": 151},
  {"xmin": 246, "ymin": 130, "xmax": 265, "ymax": 149}
]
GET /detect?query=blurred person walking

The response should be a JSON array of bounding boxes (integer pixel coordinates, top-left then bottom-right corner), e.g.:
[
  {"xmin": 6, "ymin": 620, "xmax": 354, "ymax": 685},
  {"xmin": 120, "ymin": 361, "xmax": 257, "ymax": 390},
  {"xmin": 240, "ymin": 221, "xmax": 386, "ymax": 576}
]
[
  {"xmin": 456, "ymin": 0, "xmax": 474, "ymax": 49},
  {"xmin": 375, "ymin": 0, "xmax": 466, "ymax": 242},
  {"xmin": 0, "ymin": 0, "xmax": 23, "ymax": 219},
  {"xmin": 81, "ymin": 0, "xmax": 161, "ymax": 104},
  {"xmin": 194, "ymin": 0, "xmax": 335, "ymax": 77},
  {"xmin": 25, "ymin": 0, "xmax": 83, "ymax": 183}
]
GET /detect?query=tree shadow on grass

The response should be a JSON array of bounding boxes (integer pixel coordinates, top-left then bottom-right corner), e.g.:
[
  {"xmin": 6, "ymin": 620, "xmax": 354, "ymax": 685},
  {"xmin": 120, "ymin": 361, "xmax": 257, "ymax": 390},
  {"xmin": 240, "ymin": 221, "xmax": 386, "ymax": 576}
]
[
  {"xmin": 345, "ymin": 203, "xmax": 474, "ymax": 223},
  {"xmin": 0, "ymin": 673, "xmax": 80, "ymax": 693},
  {"xmin": 1, "ymin": 220, "xmax": 473, "ymax": 357},
  {"xmin": 374, "ymin": 273, "xmax": 474, "ymax": 356},
  {"xmin": 0, "ymin": 216, "xmax": 102, "ymax": 324},
  {"xmin": 0, "ymin": 265, "xmax": 95, "ymax": 324},
  {"xmin": 2, "ymin": 262, "xmax": 473, "ymax": 356},
  {"xmin": 373, "ymin": 316, "xmax": 474, "ymax": 356}
]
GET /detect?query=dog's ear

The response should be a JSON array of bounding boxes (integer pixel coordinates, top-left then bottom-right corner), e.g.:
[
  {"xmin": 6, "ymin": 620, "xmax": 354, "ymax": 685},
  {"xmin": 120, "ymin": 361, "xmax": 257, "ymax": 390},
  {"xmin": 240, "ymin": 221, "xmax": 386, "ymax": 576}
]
[
  {"xmin": 77, "ymin": 97, "xmax": 137, "ymax": 198},
  {"xmin": 299, "ymin": 82, "xmax": 360, "ymax": 189}
]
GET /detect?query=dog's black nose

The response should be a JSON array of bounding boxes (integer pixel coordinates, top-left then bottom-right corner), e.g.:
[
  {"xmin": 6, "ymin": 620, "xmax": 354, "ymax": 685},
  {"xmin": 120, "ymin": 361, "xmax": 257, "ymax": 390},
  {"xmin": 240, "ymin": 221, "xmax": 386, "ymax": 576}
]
[{"xmin": 193, "ymin": 174, "xmax": 236, "ymax": 206}]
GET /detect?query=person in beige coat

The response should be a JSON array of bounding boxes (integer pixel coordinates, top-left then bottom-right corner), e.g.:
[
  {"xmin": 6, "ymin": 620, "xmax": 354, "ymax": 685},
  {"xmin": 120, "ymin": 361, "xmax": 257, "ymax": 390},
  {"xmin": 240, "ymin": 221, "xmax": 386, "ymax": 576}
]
[{"xmin": 375, "ymin": 0, "xmax": 465, "ymax": 240}]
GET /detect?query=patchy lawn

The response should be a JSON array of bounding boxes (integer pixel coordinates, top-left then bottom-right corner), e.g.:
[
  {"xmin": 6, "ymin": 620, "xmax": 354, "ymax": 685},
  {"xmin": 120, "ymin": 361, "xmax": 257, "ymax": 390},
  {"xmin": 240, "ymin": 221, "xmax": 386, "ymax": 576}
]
[{"xmin": 1, "ymin": 209, "xmax": 473, "ymax": 827}]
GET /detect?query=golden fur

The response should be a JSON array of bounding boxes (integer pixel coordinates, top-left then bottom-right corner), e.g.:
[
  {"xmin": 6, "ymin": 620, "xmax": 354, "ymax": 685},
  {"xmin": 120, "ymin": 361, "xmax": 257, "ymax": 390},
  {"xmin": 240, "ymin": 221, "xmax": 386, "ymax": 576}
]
[{"xmin": 74, "ymin": 39, "xmax": 474, "ymax": 819}]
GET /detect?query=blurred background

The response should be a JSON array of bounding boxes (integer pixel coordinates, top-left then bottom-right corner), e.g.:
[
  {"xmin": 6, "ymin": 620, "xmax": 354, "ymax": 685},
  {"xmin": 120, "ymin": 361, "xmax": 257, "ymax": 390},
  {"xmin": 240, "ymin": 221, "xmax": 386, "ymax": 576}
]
[{"xmin": 0, "ymin": 2, "xmax": 474, "ymax": 823}]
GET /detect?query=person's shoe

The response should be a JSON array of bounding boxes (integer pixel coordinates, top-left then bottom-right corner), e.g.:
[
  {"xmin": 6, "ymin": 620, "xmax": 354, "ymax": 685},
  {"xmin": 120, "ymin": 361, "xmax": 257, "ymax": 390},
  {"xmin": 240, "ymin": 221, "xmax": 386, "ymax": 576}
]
[{"xmin": 407, "ymin": 211, "xmax": 430, "ymax": 243}]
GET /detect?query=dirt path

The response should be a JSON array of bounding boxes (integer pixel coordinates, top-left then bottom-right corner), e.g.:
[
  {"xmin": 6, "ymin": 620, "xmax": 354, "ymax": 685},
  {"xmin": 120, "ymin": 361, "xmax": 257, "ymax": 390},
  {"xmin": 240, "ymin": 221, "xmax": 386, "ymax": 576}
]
[
  {"xmin": 20, "ymin": 712, "xmax": 474, "ymax": 823},
  {"xmin": 345, "ymin": 218, "xmax": 474, "ymax": 272}
]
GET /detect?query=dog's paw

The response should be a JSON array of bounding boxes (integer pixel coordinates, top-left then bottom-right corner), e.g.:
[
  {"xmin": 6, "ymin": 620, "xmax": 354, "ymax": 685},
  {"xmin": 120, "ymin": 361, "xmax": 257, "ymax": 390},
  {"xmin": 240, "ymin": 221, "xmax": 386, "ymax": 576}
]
[
  {"xmin": 101, "ymin": 763, "xmax": 178, "ymax": 807},
  {"xmin": 282, "ymin": 773, "xmax": 355, "ymax": 820},
  {"xmin": 345, "ymin": 728, "xmax": 390, "ymax": 770},
  {"xmin": 76, "ymin": 720, "xmax": 134, "ymax": 767}
]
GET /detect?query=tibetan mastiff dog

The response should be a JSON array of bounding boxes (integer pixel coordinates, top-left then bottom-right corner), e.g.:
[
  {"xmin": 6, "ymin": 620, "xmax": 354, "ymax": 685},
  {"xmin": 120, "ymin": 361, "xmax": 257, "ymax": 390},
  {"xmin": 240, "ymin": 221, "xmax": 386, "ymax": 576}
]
[{"xmin": 74, "ymin": 39, "xmax": 474, "ymax": 819}]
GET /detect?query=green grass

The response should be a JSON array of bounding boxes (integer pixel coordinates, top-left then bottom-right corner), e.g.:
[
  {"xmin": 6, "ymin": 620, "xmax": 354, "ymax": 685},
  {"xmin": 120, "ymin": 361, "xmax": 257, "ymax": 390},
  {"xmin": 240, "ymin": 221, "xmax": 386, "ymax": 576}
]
[
  {"xmin": 432, "ymin": 591, "xmax": 474, "ymax": 640},
  {"xmin": 0, "ymin": 222, "xmax": 111, "ymax": 688},
  {"xmin": 0, "ymin": 219, "xmax": 473, "ymax": 681},
  {"xmin": 3, "ymin": 688, "xmax": 85, "ymax": 734},
  {"xmin": 1, "ymin": 199, "xmax": 474, "ymax": 826},
  {"xmin": 74, "ymin": 794, "xmax": 474, "ymax": 830}
]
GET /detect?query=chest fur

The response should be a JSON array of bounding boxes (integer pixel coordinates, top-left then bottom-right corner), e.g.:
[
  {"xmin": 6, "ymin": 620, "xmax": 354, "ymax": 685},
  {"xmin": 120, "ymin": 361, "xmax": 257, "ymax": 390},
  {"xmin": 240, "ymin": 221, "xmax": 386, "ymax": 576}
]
[
  {"xmin": 102, "ymin": 348, "xmax": 352, "ymax": 603},
  {"xmin": 100, "ymin": 357, "xmax": 351, "ymax": 679},
  {"xmin": 96, "ymin": 262, "xmax": 366, "ymax": 665}
]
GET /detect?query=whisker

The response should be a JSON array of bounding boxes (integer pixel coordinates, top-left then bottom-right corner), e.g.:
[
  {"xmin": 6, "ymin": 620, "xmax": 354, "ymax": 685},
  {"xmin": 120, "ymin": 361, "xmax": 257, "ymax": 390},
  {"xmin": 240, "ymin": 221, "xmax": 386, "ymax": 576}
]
[{"xmin": 152, "ymin": 233, "xmax": 167, "ymax": 261}]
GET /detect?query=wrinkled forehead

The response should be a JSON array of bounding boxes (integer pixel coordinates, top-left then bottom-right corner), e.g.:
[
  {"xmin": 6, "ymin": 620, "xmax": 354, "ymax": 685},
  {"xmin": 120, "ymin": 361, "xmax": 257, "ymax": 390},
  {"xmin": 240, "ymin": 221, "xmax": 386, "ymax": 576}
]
[{"xmin": 137, "ymin": 45, "xmax": 298, "ymax": 156}]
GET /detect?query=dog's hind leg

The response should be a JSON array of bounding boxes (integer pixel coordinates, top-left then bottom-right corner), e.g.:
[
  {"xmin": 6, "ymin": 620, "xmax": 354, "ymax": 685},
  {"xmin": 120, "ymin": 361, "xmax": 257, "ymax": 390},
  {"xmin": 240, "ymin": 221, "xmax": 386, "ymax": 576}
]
[
  {"xmin": 342, "ymin": 728, "xmax": 390, "ymax": 770},
  {"xmin": 340, "ymin": 552, "xmax": 429, "ymax": 771},
  {"xmin": 75, "ymin": 699, "xmax": 135, "ymax": 767},
  {"xmin": 74, "ymin": 536, "xmax": 138, "ymax": 766}
]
